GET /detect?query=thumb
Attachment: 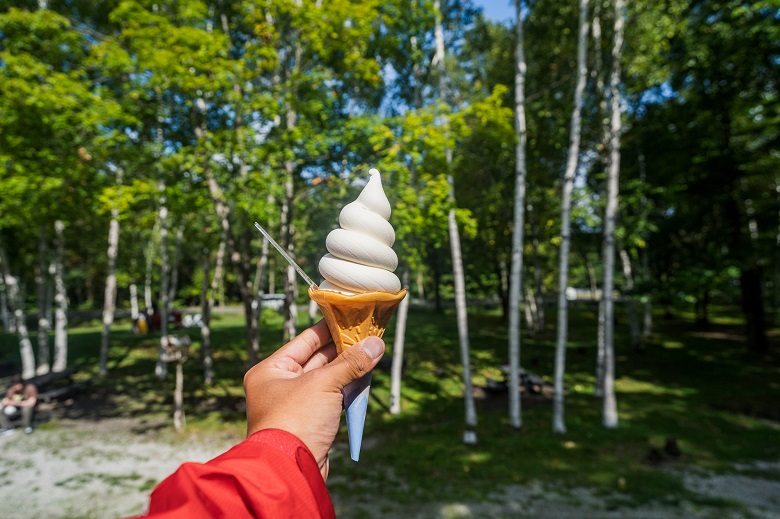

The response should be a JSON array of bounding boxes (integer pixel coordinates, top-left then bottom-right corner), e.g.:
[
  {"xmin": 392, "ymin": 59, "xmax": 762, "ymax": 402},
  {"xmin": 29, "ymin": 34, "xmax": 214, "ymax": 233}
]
[{"xmin": 323, "ymin": 336, "xmax": 385, "ymax": 389}]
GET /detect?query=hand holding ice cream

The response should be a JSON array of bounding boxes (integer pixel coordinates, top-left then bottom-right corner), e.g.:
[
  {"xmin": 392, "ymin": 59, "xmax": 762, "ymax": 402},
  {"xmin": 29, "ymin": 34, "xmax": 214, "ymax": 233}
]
[
  {"xmin": 255, "ymin": 167, "xmax": 405, "ymax": 462},
  {"xmin": 310, "ymin": 168, "xmax": 406, "ymax": 461}
]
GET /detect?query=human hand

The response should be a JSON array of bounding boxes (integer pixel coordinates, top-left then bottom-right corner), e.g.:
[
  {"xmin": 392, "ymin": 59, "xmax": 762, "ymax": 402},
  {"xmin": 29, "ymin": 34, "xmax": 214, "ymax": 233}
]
[{"xmin": 243, "ymin": 319, "xmax": 385, "ymax": 480}]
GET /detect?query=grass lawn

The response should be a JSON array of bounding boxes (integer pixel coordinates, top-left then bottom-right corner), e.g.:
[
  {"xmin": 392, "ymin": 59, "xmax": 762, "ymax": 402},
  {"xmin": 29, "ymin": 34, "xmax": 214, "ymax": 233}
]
[{"xmin": 1, "ymin": 302, "xmax": 778, "ymax": 510}]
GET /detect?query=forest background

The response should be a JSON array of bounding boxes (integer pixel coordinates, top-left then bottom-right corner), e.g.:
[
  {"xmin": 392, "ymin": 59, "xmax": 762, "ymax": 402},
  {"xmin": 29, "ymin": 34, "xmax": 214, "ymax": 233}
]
[{"xmin": 0, "ymin": 0, "xmax": 779, "ymax": 517}]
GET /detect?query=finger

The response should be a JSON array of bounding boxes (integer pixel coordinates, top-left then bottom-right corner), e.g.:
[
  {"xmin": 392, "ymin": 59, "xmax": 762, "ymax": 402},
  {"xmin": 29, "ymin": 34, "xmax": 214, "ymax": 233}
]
[
  {"xmin": 301, "ymin": 341, "xmax": 338, "ymax": 373},
  {"xmin": 272, "ymin": 319, "xmax": 332, "ymax": 365},
  {"xmin": 318, "ymin": 336, "xmax": 385, "ymax": 389}
]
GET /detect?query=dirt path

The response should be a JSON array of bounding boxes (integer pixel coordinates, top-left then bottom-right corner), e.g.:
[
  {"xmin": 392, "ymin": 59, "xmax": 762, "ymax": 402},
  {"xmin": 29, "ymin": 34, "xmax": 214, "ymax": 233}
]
[{"xmin": 2, "ymin": 417, "xmax": 779, "ymax": 519}]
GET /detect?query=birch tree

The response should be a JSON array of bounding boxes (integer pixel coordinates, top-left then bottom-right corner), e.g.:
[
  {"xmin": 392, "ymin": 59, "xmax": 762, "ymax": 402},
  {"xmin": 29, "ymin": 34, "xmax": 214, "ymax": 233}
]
[
  {"xmin": 51, "ymin": 220, "xmax": 68, "ymax": 372},
  {"xmin": 200, "ymin": 251, "xmax": 215, "ymax": 385},
  {"xmin": 156, "ymin": 201, "xmax": 170, "ymax": 379},
  {"xmin": 434, "ymin": 0, "xmax": 477, "ymax": 444},
  {"xmin": 0, "ymin": 243, "xmax": 35, "ymax": 379},
  {"xmin": 389, "ymin": 276, "xmax": 410, "ymax": 415},
  {"xmin": 553, "ymin": 0, "xmax": 590, "ymax": 434},
  {"xmin": 36, "ymin": 228, "xmax": 51, "ymax": 375},
  {"xmin": 99, "ymin": 173, "xmax": 121, "ymax": 377},
  {"xmin": 508, "ymin": 0, "xmax": 529, "ymax": 430},
  {"xmin": 601, "ymin": 0, "xmax": 625, "ymax": 429}
]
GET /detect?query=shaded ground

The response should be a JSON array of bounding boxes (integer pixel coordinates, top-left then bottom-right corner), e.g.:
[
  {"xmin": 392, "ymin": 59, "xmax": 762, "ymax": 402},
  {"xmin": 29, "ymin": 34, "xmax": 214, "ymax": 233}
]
[{"xmin": 2, "ymin": 410, "xmax": 778, "ymax": 519}]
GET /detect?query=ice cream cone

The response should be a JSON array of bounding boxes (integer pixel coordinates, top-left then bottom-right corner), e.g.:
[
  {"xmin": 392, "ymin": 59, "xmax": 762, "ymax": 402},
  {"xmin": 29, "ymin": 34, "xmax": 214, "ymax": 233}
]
[
  {"xmin": 308, "ymin": 287, "xmax": 406, "ymax": 354},
  {"xmin": 309, "ymin": 286, "xmax": 406, "ymax": 461}
]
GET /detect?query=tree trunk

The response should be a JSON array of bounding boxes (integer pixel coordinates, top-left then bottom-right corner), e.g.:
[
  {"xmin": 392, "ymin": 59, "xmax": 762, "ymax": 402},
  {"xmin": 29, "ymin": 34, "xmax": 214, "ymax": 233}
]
[
  {"xmin": 553, "ymin": 0, "xmax": 590, "ymax": 434},
  {"xmin": 496, "ymin": 258, "xmax": 508, "ymax": 320},
  {"xmin": 416, "ymin": 271, "xmax": 425, "ymax": 302},
  {"xmin": 0, "ymin": 267, "xmax": 11, "ymax": 333},
  {"xmin": 173, "ymin": 359, "xmax": 185, "ymax": 431},
  {"xmin": 167, "ymin": 223, "xmax": 184, "ymax": 314},
  {"xmin": 508, "ymin": 0, "xmax": 529, "ymax": 431},
  {"xmin": 144, "ymin": 228, "xmax": 156, "ymax": 314},
  {"xmin": 0, "ymin": 244, "xmax": 35, "ymax": 378},
  {"xmin": 52, "ymin": 220, "xmax": 68, "ymax": 373},
  {"xmin": 601, "ymin": 0, "xmax": 625, "ymax": 429},
  {"xmin": 156, "ymin": 204, "xmax": 170, "ymax": 379},
  {"xmin": 435, "ymin": 0, "xmax": 477, "ymax": 443},
  {"xmin": 36, "ymin": 228, "xmax": 51, "ymax": 375},
  {"xmin": 201, "ymin": 252, "xmax": 215, "ymax": 385},
  {"xmin": 523, "ymin": 286, "xmax": 538, "ymax": 337},
  {"xmin": 595, "ymin": 298, "xmax": 606, "ymax": 397},
  {"xmin": 15, "ymin": 299, "xmax": 36, "ymax": 380},
  {"xmin": 281, "ymin": 147, "xmax": 298, "ymax": 342},
  {"xmin": 390, "ymin": 273, "xmax": 411, "ymax": 415},
  {"xmin": 194, "ymin": 93, "xmax": 259, "ymax": 367},
  {"xmin": 252, "ymin": 230, "xmax": 270, "ymax": 340},
  {"xmin": 130, "ymin": 283, "xmax": 139, "ymax": 322},
  {"xmin": 99, "ymin": 208, "xmax": 119, "ymax": 377}
]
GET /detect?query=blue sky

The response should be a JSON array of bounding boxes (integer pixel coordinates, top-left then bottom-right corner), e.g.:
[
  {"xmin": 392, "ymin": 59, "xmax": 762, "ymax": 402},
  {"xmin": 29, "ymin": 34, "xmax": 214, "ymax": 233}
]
[{"xmin": 473, "ymin": 0, "xmax": 514, "ymax": 23}]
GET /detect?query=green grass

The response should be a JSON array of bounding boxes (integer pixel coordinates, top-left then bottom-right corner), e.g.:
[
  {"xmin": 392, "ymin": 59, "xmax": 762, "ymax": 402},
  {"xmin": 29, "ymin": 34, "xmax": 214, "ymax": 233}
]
[{"xmin": 1, "ymin": 303, "xmax": 778, "ymax": 509}]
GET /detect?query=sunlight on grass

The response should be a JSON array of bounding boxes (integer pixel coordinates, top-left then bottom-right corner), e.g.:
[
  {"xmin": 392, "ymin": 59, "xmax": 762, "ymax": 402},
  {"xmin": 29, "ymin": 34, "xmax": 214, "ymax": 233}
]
[{"xmin": 616, "ymin": 377, "xmax": 698, "ymax": 396}]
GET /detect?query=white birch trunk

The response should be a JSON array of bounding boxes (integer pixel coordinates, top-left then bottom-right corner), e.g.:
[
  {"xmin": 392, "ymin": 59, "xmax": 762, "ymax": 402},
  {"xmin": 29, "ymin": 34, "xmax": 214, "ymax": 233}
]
[
  {"xmin": 434, "ymin": 0, "xmax": 477, "ymax": 443},
  {"xmin": 508, "ymin": 0, "xmax": 529, "ymax": 430},
  {"xmin": 36, "ymin": 229, "xmax": 51, "ymax": 375},
  {"xmin": 173, "ymin": 359, "xmax": 185, "ymax": 431},
  {"xmin": 16, "ymin": 304, "xmax": 36, "ymax": 380},
  {"xmin": 281, "ymin": 132, "xmax": 298, "ymax": 342},
  {"xmin": 252, "ymin": 231, "xmax": 270, "ymax": 337},
  {"xmin": 144, "ymin": 230, "xmax": 156, "ymax": 314},
  {"xmin": 52, "ymin": 220, "xmax": 68, "ymax": 373},
  {"xmin": 523, "ymin": 287, "xmax": 538, "ymax": 336},
  {"xmin": 167, "ymin": 223, "xmax": 184, "ymax": 314},
  {"xmin": 201, "ymin": 252, "xmax": 215, "ymax": 385},
  {"xmin": 210, "ymin": 229, "xmax": 227, "ymax": 317},
  {"xmin": 416, "ymin": 271, "xmax": 425, "ymax": 302},
  {"xmin": 595, "ymin": 298, "xmax": 606, "ymax": 396},
  {"xmin": 130, "ymin": 283, "xmax": 139, "ymax": 322},
  {"xmin": 156, "ymin": 204, "xmax": 170, "ymax": 379},
  {"xmin": 553, "ymin": 0, "xmax": 590, "ymax": 434},
  {"xmin": 0, "ymin": 245, "xmax": 35, "ymax": 378},
  {"xmin": 99, "ymin": 209, "xmax": 119, "ymax": 376},
  {"xmin": 602, "ymin": 0, "xmax": 625, "ymax": 429},
  {"xmin": 0, "ymin": 269, "xmax": 11, "ymax": 333},
  {"xmin": 390, "ymin": 273, "xmax": 410, "ymax": 415}
]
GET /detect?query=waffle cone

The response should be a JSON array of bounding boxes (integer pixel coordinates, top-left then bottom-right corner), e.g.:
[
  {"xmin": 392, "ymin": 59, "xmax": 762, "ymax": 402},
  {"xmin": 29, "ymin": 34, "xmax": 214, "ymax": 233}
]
[{"xmin": 309, "ymin": 286, "xmax": 407, "ymax": 353}]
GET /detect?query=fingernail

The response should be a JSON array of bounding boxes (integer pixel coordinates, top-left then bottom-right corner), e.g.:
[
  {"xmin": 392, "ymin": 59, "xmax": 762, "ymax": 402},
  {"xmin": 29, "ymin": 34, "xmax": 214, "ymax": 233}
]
[{"xmin": 362, "ymin": 336, "xmax": 384, "ymax": 359}]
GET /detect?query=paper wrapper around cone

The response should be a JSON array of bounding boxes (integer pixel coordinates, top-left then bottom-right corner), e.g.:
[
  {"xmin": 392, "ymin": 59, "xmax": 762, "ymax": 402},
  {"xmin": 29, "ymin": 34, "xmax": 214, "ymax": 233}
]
[
  {"xmin": 308, "ymin": 286, "xmax": 406, "ymax": 461},
  {"xmin": 308, "ymin": 287, "xmax": 407, "ymax": 354}
]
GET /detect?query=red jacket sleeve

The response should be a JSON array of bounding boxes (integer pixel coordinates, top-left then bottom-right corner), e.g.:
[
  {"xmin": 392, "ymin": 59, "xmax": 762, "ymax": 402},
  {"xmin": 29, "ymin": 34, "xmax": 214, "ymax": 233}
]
[{"xmin": 137, "ymin": 429, "xmax": 335, "ymax": 519}]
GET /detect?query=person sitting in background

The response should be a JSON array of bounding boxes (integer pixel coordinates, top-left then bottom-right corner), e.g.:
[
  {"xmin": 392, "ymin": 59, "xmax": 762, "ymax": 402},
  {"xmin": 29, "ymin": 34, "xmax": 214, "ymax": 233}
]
[
  {"xmin": 135, "ymin": 319, "xmax": 385, "ymax": 519},
  {"xmin": 0, "ymin": 377, "xmax": 38, "ymax": 436}
]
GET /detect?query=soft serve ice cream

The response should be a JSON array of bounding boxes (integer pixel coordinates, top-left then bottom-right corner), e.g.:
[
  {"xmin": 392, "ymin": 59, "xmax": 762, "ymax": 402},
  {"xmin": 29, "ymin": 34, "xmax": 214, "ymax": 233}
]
[
  {"xmin": 318, "ymin": 168, "xmax": 402, "ymax": 294},
  {"xmin": 309, "ymin": 167, "xmax": 406, "ymax": 462}
]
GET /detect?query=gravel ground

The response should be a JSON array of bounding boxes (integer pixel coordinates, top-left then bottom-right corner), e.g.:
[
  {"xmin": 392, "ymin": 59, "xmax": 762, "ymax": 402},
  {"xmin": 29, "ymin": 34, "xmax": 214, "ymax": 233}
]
[{"xmin": 2, "ymin": 416, "xmax": 779, "ymax": 519}]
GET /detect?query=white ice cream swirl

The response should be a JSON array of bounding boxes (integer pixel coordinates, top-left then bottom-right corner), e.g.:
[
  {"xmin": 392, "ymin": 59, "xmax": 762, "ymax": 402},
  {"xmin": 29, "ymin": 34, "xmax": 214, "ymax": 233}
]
[{"xmin": 318, "ymin": 169, "xmax": 401, "ymax": 294}]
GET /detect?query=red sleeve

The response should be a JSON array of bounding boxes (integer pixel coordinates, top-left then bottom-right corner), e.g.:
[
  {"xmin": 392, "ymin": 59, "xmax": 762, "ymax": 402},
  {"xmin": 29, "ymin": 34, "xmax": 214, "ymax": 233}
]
[{"xmin": 137, "ymin": 429, "xmax": 335, "ymax": 519}]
